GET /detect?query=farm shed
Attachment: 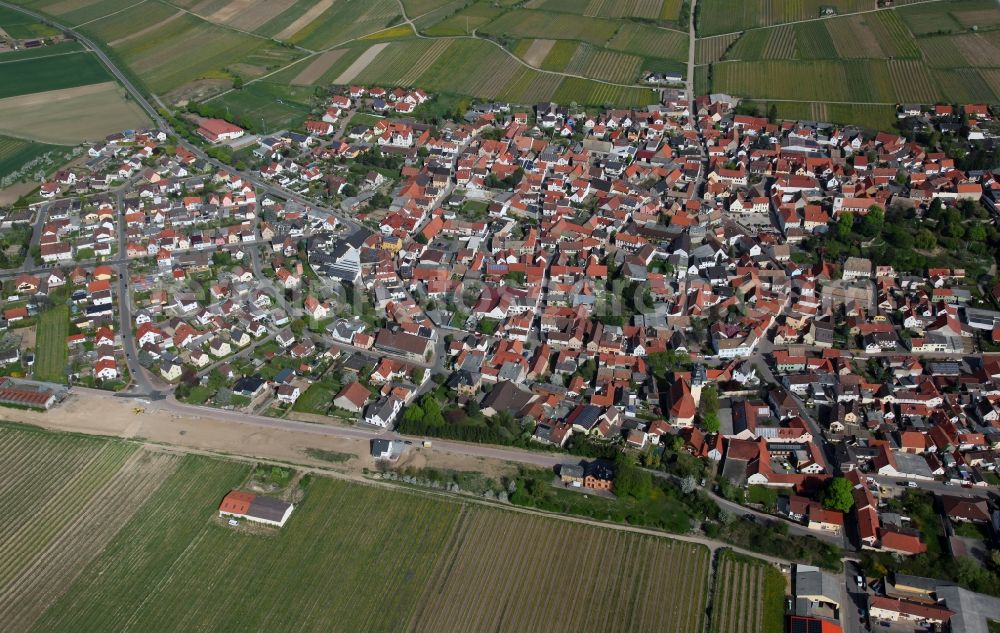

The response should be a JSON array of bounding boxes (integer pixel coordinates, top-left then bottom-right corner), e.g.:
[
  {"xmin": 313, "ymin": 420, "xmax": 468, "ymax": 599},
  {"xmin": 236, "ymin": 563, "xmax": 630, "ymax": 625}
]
[{"xmin": 219, "ymin": 490, "xmax": 294, "ymax": 528}]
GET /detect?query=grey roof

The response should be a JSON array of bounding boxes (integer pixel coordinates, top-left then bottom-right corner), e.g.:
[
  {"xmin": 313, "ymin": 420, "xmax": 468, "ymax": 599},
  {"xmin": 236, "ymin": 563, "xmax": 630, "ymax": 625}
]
[
  {"xmin": 937, "ymin": 585, "xmax": 1000, "ymax": 633},
  {"xmin": 794, "ymin": 565, "xmax": 841, "ymax": 604},
  {"xmin": 247, "ymin": 496, "xmax": 291, "ymax": 522},
  {"xmin": 560, "ymin": 463, "xmax": 584, "ymax": 477}
]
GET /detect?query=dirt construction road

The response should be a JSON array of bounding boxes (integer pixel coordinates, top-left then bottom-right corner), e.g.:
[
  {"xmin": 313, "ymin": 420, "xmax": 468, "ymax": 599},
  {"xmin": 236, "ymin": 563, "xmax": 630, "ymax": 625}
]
[{"xmin": 0, "ymin": 389, "xmax": 544, "ymax": 480}]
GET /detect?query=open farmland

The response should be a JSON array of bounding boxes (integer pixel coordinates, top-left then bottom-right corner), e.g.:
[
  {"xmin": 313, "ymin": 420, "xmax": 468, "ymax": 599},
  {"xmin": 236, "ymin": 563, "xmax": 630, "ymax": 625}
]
[
  {"xmin": 696, "ymin": 0, "xmax": 878, "ymax": 36},
  {"xmin": 32, "ymin": 306, "xmax": 69, "ymax": 384},
  {"xmin": 409, "ymin": 509, "xmax": 711, "ymax": 633},
  {"xmin": 697, "ymin": 33, "xmax": 739, "ymax": 64},
  {"xmin": 6, "ymin": 424, "xmax": 716, "ymax": 633},
  {"xmin": 0, "ymin": 50, "xmax": 110, "ymax": 99},
  {"xmin": 422, "ymin": 2, "xmax": 504, "ymax": 36},
  {"xmin": 285, "ymin": 0, "xmax": 400, "ymax": 50},
  {"xmin": 478, "ymin": 9, "xmax": 619, "ymax": 45},
  {"xmin": 897, "ymin": 0, "xmax": 1000, "ymax": 35},
  {"xmin": 526, "ymin": 0, "xmax": 668, "ymax": 20},
  {"xmin": 710, "ymin": 59, "xmax": 936, "ymax": 104},
  {"xmin": 565, "ymin": 43, "xmax": 644, "ymax": 83},
  {"xmin": 17, "ymin": 0, "xmax": 142, "ymax": 27},
  {"xmin": 607, "ymin": 22, "xmax": 688, "ymax": 63},
  {"xmin": 710, "ymin": 551, "xmax": 785, "ymax": 633},
  {"xmin": 108, "ymin": 13, "xmax": 302, "ymax": 96},
  {"xmin": 0, "ymin": 82, "xmax": 149, "ymax": 144},
  {"xmin": 0, "ymin": 135, "xmax": 65, "ymax": 180},
  {"xmin": 0, "ymin": 4, "xmax": 58, "ymax": 38}
]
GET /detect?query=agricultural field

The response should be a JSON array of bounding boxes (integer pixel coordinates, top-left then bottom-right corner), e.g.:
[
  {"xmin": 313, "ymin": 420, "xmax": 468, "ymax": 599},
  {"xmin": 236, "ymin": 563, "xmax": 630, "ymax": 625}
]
[
  {"xmin": 712, "ymin": 60, "xmax": 881, "ymax": 102},
  {"xmin": 607, "ymin": 22, "xmax": 688, "ymax": 63},
  {"xmin": 284, "ymin": 0, "xmax": 400, "ymax": 50},
  {"xmin": 212, "ymin": 81, "xmax": 317, "ymax": 133},
  {"xmin": 710, "ymin": 551, "xmax": 786, "ymax": 633},
  {"xmin": 108, "ymin": 13, "xmax": 302, "ymax": 97},
  {"xmin": 0, "ymin": 426, "xmax": 184, "ymax": 632},
  {"xmin": 184, "ymin": 0, "xmax": 304, "ymax": 34},
  {"xmin": 696, "ymin": 0, "xmax": 878, "ymax": 36},
  {"xmin": 564, "ymin": 43, "xmax": 644, "ymax": 84},
  {"xmin": 0, "ymin": 423, "xmax": 716, "ymax": 633},
  {"xmin": 0, "ymin": 135, "xmax": 65, "ymax": 180},
  {"xmin": 0, "ymin": 82, "xmax": 149, "ymax": 144},
  {"xmin": 12, "ymin": 0, "xmax": 140, "ymax": 27},
  {"xmin": 32, "ymin": 306, "xmax": 69, "ymax": 384},
  {"xmin": 525, "ymin": 0, "xmax": 669, "ymax": 21},
  {"xmin": 539, "ymin": 39, "xmax": 580, "ymax": 71},
  {"xmin": 0, "ymin": 4, "xmax": 58, "ymax": 38},
  {"xmin": 919, "ymin": 30, "xmax": 1000, "ymax": 69},
  {"xmin": 897, "ymin": 0, "xmax": 1000, "ymax": 35},
  {"xmin": 477, "ymin": 9, "xmax": 620, "ymax": 45},
  {"xmin": 422, "ymin": 2, "xmax": 505, "ymax": 36},
  {"xmin": 696, "ymin": 33, "xmax": 739, "ymax": 64},
  {"xmin": 410, "ymin": 509, "xmax": 711, "ymax": 633},
  {"xmin": 0, "ymin": 50, "xmax": 110, "ymax": 99},
  {"xmin": 78, "ymin": 1, "xmax": 181, "ymax": 46}
]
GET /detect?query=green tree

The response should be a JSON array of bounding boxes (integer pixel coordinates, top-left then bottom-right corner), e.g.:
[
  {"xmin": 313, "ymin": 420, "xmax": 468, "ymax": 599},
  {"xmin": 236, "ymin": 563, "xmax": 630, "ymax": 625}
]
[
  {"xmin": 402, "ymin": 404, "xmax": 424, "ymax": 425},
  {"xmin": 967, "ymin": 224, "xmax": 987, "ymax": 242},
  {"xmin": 701, "ymin": 412, "xmax": 721, "ymax": 434},
  {"xmin": 614, "ymin": 454, "xmax": 652, "ymax": 499},
  {"xmin": 859, "ymin": 206, "xmax": 884, "ymax": 237},
  {"xmin": 822, "ymin": 477, "xmax": 855, "ymax": 513},
  {"xmin": 837, "ymin": 213, "xmax": 853, "ymax": 239},
  {"xmin": 914, "ymin": 229, "xmax": 937, "ymax": 250}
]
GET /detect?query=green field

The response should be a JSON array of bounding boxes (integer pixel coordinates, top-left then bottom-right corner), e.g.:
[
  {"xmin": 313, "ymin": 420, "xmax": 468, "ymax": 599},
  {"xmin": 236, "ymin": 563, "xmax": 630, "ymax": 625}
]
[
  {"xmin": 0, "ymin": 51, "xmax": 110, "ymax": 99},
  {"xmin": 478, "ymin": 9, "xmax": 620, "ymax": 44},
  {"xmin": 747, "ymin": 100, "xmax": 898, "ymax": 130},
  {"xmin": 696, "ymin": 0, "xmax": 878, "ymax": 36},
  {"xmin": 1, "ymin": 424, "xmax": 716, "ymax": 633},
  {"xmin": 212, "ymin": 81, "xmax": 316, "ymax": 133},
  {"xmin": 109, "ymin": 13, "xmax": 300, "ymax": 95},
  {"xmin": 710, "ymin": 550, "xmax": 785, "ymax": 633},
  {"xmin": 0, "ymin": 4, "xmax": 59, "ymax": 38},
  {"xmin": 0, "ymin": 40, "xmax": 83, "ymax": 61},
  {"xmin": 289, "ymin": 0, "xmax": 400, "ymax": 49},
  {"xmin": 13, "ymin": 0, "xmax": 1000, "ymax": 132},
  {"xmin": 32, "ymin": 305, "xmax": 68, "ymax": 383},
  {"xmin": 699, "ymin": 0, "xmax": 1000, "ymax": 130},
  {"xmin": 0, "ymin": 135, "xmax": 66, "ymax": 180}
]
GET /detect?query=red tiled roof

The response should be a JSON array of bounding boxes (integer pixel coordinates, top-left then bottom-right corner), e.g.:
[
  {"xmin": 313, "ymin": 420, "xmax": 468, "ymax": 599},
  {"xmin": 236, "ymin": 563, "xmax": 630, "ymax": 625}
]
[{"xmin": 219, "ymin": 490, "xmax": 255, "ymax": 515}]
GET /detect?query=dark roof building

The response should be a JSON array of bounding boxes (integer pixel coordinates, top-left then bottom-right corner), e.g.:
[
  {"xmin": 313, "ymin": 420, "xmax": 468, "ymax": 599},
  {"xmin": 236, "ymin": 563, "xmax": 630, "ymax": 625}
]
[{"xmin": 218, "ymin": 490, "xmax": 294, "ymax": 527}]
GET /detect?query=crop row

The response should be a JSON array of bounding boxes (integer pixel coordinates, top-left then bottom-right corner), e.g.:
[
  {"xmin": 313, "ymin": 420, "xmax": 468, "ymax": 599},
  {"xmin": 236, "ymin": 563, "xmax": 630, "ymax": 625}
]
[
  {"xmin": 411, "ymin": 508, "xmax": 710, "ymax": 633},
  {"xmin": 0, "ymin": 449, "xmax": 180, "ymax": 633},
  {"xmin": 0, "ymin": 441, "xmax": 136, "ymax": 589}
]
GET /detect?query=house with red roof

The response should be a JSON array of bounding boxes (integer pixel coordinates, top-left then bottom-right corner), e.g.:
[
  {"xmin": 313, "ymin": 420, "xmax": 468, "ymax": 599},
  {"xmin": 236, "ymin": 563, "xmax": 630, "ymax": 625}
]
[{"xmin": 196, "ymin": 118, "xmax": 244, "ymax": 143}]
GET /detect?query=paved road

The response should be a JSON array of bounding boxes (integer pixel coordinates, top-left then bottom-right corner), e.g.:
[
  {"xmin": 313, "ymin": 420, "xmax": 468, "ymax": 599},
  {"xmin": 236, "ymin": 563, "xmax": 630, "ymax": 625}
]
[{"xmin": 842, "ymin": 560, "xmax": 871, "ymax": 633}]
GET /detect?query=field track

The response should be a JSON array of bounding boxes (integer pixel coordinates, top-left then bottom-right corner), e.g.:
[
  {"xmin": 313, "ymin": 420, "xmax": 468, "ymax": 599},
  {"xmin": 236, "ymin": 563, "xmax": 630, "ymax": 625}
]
[
  {"xmin": 274, "ymin": 0, "xmax": 333, "ymax": 41},
  {"xmin": 522, "ymin": 38, "xmax": 556, "ymax": 66},
  {"xmin": 333, "ymin": 43, "xmax": 389, "ymax": 84},
  {"xmin": 108, "ymin": 11, "xmax": 184, "ymax": 47},
  {"xmin": 290, "ymin": 48, "xmax": 346, "ymax": 85}
]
